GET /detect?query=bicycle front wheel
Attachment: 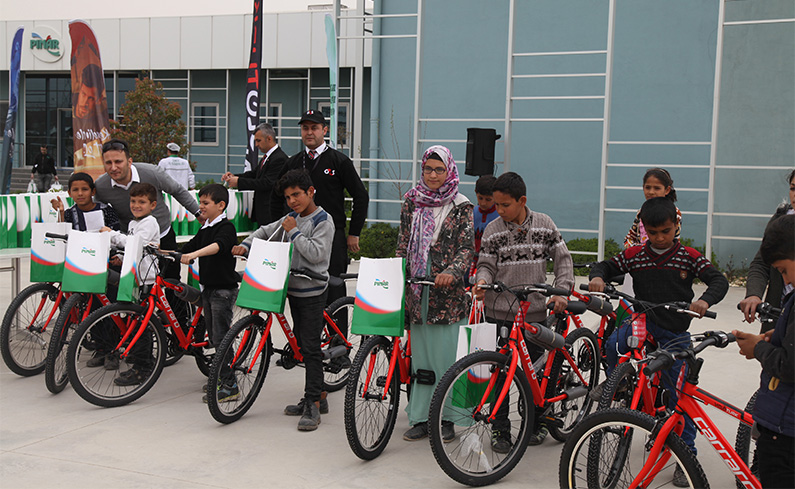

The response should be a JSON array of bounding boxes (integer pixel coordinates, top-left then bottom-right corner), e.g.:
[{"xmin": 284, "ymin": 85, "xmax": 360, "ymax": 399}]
[
  {"xmin": 559, "ymin": 408, "xmax": 709, "ymax": 489},
  {"xmin": 321, "ymin": 296, "xmax": 360, "ymax": 392},
  {"xmin": 598, "ymin": 361, "xmax": 641, "ymax": 411},
  {"xmin": 45, "ymin": 293, "xmax": 87, "ymax": 393},
  {"xmin": 0, "ymin": 282, "xmax": 59, "ymax": 376},
  {"xmin": 66, "ymin": 303, "xmax": 166, "ymax": 407},
  {"xmin": 343, "ymin": 335, "xmax": 400, "ymax": 460},
  {"xmin": 548, "ymin": 327, "xmax": 601, "ymax": 441},
  {"xmin": 428, "ymin": 351, "xmax": 533, "ymax": 487},
  {"xmin": 206, "ymin": 314, "xmax": 272, "ymax": 424}
]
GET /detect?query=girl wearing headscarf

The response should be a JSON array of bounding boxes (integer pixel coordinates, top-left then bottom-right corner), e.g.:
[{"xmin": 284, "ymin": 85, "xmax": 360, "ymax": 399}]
[{"xmin": 396, "ymin": 145, "xmax": 474, "ymax": 442}]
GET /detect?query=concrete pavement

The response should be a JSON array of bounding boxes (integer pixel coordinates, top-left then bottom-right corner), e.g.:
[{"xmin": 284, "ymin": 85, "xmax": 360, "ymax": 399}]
[{"xmin": 0, "ymin": 259, "xmax": 763, "ymax": 488}]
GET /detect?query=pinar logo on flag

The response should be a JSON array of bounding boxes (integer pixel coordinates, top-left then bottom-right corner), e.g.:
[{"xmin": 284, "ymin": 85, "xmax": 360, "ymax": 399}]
[{"xmin": 69, "ymin": 20, "xmax": 111, "ymax": 179}]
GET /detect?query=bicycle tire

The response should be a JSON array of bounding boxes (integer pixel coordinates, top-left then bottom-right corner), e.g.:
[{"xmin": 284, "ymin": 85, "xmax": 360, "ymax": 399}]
[
  {"xmin": 428, "ymin": 350, "xmax": 534, "ymax": 487},
  {"xmin": 548, "ymin": 327, "xmax": 600, "ymax": 442},
  {"xmin": 343, "ymin": 335, "xmax": 400, "ymax": 460},
  {"xmin": 559, "ymin": 408, "xmax": 709, "ymax": 489},
  {"xmin": 0, "ymin": 282, "xmax": 59, "ymax": 376},
  {"xmin": 66, "ymin": 302, "xmax": 166, "ymax": 407},
  {"xmin": 206, "ymin": 314, "xmax": 272, "ymax": 424},
  {"xmin": 321, "ymin": 296, "xmax": 360, "ymax": 392},
  {"xmin": 598, "ymin": 361, "xmax": 641, "ymax": 411},
  {"xmin": 734, "ymin": 390, "xmax": 759, "ymax": 489},
  {"xmin": 45, "ymin": 294, "xmax": 86, "ymax": 393}
]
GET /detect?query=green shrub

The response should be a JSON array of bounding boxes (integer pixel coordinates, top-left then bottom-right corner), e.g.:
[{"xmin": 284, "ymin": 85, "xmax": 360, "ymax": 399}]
[{"xmin": 349, "ymin": 222, "xmax": 399, "ymax": 260}]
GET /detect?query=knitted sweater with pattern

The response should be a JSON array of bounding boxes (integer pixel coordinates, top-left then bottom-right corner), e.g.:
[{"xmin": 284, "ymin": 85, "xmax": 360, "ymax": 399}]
[{"xmin": 475, "ymin": 208, "xmax": 574, "ymax": 323}]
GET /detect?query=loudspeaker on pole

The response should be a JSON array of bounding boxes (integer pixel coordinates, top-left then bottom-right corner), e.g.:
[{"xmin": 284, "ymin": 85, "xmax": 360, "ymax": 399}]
[{"xmin": 465, "ymin": 128, "xmax": 501, "ymax": 176}]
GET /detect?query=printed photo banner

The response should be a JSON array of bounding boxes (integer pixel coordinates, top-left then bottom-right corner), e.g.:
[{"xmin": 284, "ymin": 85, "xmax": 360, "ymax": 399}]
[{"xmin": 351, "ymin": 257, "xmax": 406, "ymax": 337}]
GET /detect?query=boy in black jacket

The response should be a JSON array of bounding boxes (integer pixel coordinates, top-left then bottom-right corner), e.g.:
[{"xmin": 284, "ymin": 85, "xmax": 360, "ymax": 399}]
[
  {"xmin": 589, "ymin": 197, "xmax": 729, "ymax": 486},
  {"xmin": 179, "ymin": 184, "xmax": 239, "ymax": 402},
  {"xmin": 733, "ymin": 214, "xmax": 794, "ymax": 489}
]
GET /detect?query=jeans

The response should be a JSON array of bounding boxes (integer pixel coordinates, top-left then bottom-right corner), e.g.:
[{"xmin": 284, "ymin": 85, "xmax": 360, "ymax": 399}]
[
  {"xmin": 202, "ymin": 287, "xmax": 238, "ymax": 384},
  {"xmin": 605, "ymin": 320, "xmax": 697, "ymax": 454},
  {"xmin": 34, "ymin": 174, "xmax": 53, "ymax": 192},
  {"xmin": 288, "ymin": 291, "xmax": 328, "ymax": 403}
]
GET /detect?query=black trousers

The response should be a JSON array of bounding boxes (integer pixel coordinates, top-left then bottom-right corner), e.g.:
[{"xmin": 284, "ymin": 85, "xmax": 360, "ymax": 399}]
[
  {"xmin": 326, "ymin": 228, "xmax": 349, "ymax": 337},
  {"xmin": 757, "ymin": 424, "xmax": 795, "ymax": 489},
  {"xmin": 288, "ymin": 290, "xmax": 328, "ymax": 402},
  {"xmin": 162, "ymin": 228, "xmax": 188, "ymax": 327}
]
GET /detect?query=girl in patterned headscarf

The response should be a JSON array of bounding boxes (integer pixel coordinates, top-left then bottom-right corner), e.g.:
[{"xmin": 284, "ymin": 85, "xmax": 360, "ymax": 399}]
[{"xmin": 396, "ymin": 145, "xmax": 474, "ymax": 442}]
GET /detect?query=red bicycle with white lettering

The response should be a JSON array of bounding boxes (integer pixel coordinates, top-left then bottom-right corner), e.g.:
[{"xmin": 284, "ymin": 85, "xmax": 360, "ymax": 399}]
[{"xmin": 559, "ymin": 331, "xmax": 759, "ymax": 489}]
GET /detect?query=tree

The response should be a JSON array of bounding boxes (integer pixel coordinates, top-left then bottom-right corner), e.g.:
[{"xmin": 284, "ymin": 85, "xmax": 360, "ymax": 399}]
[{"xmin": 111, "ymin": 77, "xmax": 188, "ymax": 164}]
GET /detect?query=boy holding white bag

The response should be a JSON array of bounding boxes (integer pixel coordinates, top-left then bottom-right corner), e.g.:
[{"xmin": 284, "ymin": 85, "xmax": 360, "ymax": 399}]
[
  {"xmin": 99, "ymin": 182, "xmax": 161, "ymax": 385},
  {"xmin": 232, "ymin": 169, "xmax": 334, "ymax": 432}
]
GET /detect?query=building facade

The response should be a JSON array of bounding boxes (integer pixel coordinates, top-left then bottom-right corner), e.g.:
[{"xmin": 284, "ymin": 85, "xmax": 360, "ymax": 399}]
[{"xmin": 2, "ymin": 0, "xmax": 793, "ymax": 265}]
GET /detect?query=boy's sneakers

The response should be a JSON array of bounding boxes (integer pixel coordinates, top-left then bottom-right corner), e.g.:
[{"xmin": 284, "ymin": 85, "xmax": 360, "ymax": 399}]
[
  {"xmin": 528, "ymin": 425, "xmax": 548, "ymax": 446},
  {"xmin": 672, "ymin": 465, "xmax": 688, "ymax": 487},
  {"xmin": 491, "ymin": 430, "xmax": 512, "ymax": 454},
  {"xmin": 114, "ymin": 367, "xmax": 146, "ymax": 386},
  {"xmin": 297, "ymin": 401, "xmax": 321, "ymax": 431},
  {"xmin": 87, "ymin": 352, "xmax": 117, "ymax": 368},
  {"xmin": 284, "ymin": 396, "xmax": 329, "ymax": 415},
  {"xmin": 403, "ymin": 422, "xmax": 428, "ymax": 441},
  {"xmin": 103, "ymin": 353, "xmax": 120, "ymax": 370},
  {"xmin": 202, "ymin": 383, "xmax": 240, "ymax": 403}
]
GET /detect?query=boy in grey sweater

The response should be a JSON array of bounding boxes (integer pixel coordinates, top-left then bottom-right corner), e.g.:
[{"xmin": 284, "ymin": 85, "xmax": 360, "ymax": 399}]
[
  {"xmin": 233, "ymin": 169, "xmax": 334, "ymax": 431},
  {"xmin": 473, "ymin": 171, "xmax": 574, "ymax": 450}
]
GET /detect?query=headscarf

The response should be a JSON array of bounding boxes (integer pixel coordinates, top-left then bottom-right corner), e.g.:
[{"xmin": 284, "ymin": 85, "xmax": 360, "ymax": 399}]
[{"xmin": 403, "ymin": 145, "xmax": 460, "ymax": 285}]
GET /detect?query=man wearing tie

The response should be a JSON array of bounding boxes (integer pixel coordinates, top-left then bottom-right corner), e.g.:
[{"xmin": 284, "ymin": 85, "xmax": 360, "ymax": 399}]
[{"xmin": 223, "ymin": 123, "xmax": 288, "ymax": 226}]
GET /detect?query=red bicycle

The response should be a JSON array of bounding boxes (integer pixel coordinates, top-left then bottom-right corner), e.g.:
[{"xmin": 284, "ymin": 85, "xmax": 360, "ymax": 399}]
[
  {"xmin": 426, "ymin": 282, "xmax": 600, "ymax": 486},
  {"xmin": 559, "ymin": 331, "xmax": 759, "ymax": 489},
  {"xmin": 205, "ymin": 267, "xmax": 358, "ymax": 424},
  {"xmin": 66, "ymin": 246, "xmax": 211, "ymax": 407}
]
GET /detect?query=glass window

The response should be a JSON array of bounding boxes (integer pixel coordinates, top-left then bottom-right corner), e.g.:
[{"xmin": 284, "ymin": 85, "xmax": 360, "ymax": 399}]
[{"xmin": 192, "ymin": 103, "xmax": 218, "ymax": 146}]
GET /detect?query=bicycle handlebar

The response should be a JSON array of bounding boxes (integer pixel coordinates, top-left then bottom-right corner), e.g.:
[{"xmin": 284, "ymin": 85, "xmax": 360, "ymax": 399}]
[
  {"xmin": 578, "ymin": 283, "xmax": 716, "ymax": 319},
  {"xmin": 736, "ymin": 302, "xmax": 781, "ymax": 323},
  {"xmin": 145, "ymin": 245, "xmax": 192, "ymax": 264},
  {"xmin": 642, "ymin": 331, "xmax": 735, "ymax": 376},
  {"xmin": 45, "ymin": 232, "xmax": 68, "ymax": 241}
]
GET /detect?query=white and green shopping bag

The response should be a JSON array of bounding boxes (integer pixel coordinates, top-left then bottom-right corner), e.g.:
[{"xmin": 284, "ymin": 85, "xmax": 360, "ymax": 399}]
[
  {"xmin": 351, "ymin": 257, "xmax": 406, "ymax": 337},
  {"xmin": 236, "ymin": 237, "xmax": 293, "ymax": 313},
  {"xmin": 452, "ymin": 321, "xmax": 497, "ymax": 408},
  {"xmin": 117, "ymin": 234, "xmax": 143, "ymax": 302},
  {"xmin": 62, "ymin": 230, "xmax": 111, "ymax": 293},
  {"xmin": 30, "ymin": 222, "xmax": 70, "ymax": 283}
]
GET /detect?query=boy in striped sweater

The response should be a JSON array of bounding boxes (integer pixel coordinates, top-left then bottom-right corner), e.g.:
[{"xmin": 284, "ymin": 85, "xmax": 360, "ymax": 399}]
[{"xmin": 474, "ymin": 171, "xmax": 574, "ymax": 450}]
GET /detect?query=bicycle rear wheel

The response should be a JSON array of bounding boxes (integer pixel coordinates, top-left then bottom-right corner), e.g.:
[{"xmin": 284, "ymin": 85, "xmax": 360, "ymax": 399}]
[
  {"xmin": 559, "ymin": 408, "xmax": 708, "ymax": 489},
  {"xmin": 1, "ymin": 282, "xmax": 59, "ymax": 376},
  {"xmin": 66, "ymin": 303, "xmax": 166, "ymax": 407},
  {"xmin": 428, "ymin": 351, "xmax": 533, "ymax": 487},
  {"xmin": 343, "ymin": 335, "xmax": 400, "ymax": 460},
  {"xmin": 45, "ymin": 294, "xmax": 87, "ymax": 393},
  {"xmin": 206, "ymin": 314, "xmax": 272, "ymax": 424},
  {"xmin": 548, "ymin": 327, "xmax": 600, "ymax": 441},
  {"xmin": 321, "ymin": 296, "xmax": 360, "ymax": 392}
]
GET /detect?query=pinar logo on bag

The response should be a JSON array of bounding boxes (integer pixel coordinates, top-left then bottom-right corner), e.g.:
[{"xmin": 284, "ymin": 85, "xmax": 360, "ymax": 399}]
[
  {"xmin": 80, "ymin": 247, "xmax": 96, "ymax": 256},
  {"xmin": 43, "ymin": 237, "xmax": 56, "ymax": 246},
  {"xmin": 262, "ymin": 258, "xmax": 278, "ymax": 270},
  {"xmin": 374, "ymin": 278, "xmax": 389, "ymax": 289}
]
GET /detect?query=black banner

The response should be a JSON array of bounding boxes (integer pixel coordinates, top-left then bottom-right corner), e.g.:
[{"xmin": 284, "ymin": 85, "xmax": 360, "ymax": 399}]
[{"xmin": 244, "ymin": 0, "xmax": 263, "ymax": 172}]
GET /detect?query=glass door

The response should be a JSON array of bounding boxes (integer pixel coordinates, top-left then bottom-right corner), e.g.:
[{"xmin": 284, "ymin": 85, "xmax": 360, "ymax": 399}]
[{"xmin": 57, "ymin": 108, "xmax": 73, "ymax": 167}]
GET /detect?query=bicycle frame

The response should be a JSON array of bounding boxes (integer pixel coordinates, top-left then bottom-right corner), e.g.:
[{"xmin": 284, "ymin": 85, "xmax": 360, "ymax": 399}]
[
  {"xmin": 357, "ymin": 330, "xmax": 413, "ymax": 401},
  {"xmin": 112, "ymin": 277, "xmax": 205, "ymax": 360},
  {"xmin": 480, "ymin": 302, "xmax": 592, "ymax": 423},
  {"xmin": 229, "ymin": 306, "xmax": 353, "ymax": 374},
  {"xmin": 629, "ymin": 378, "xmax": 759, "ymax": 489},
  {"xmin": 28, "ymin": 287, "xmax": 65, "ymax": 333}
]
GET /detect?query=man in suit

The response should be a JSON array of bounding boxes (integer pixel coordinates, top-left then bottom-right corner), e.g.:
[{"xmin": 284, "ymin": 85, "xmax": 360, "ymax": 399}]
[{"xmin": 222, "ymin": 123, "xmax": 287, "ymax": 226}]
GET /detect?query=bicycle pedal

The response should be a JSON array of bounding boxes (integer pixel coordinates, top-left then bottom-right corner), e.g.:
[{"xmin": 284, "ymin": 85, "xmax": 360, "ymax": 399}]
[
  {"xmin": 541, "ymin": 416, "xmax": 564, "ymax": 428},
  {"xmin": 276, "ymin": 359, "xmax": 284, "ymax": 367},
  {"xmin": 376, "ymin": 376, "xmax": 387, "ymax": 388}
]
